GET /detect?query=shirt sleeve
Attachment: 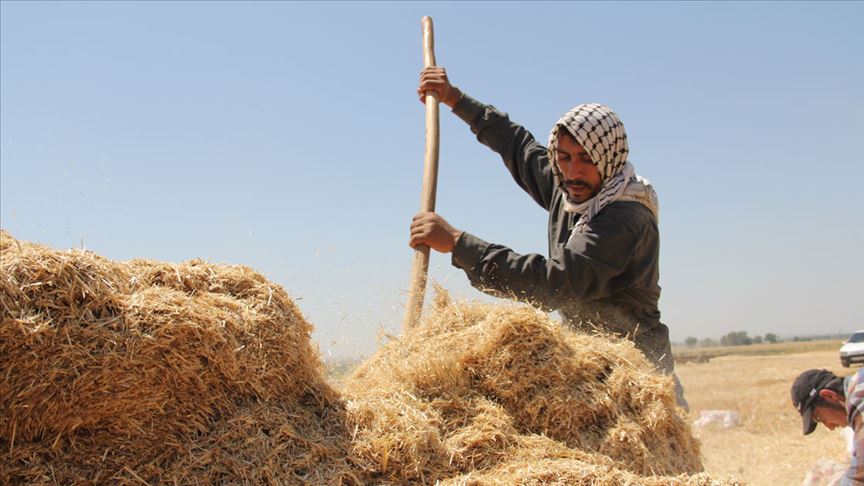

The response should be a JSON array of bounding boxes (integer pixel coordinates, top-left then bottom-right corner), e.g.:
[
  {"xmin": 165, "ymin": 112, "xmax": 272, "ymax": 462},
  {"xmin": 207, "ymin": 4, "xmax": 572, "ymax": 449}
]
[
  {"xmin": 451, "ymin": 93, "xmax": 555, "ymax": 210},
  {"xmin": 841, "ymin": 371, "xmax": 864, "ymax": 485},
  {"xmin": 451, "ymin": 210, "xmax": 643, "ymax": 309},
  {"xmin": 840, "ymin": 440, "xmax": 864, "ymax": 486},
  {"xmin": 848, "ymin": 370, "xmax": 864, "ymax": 426}
]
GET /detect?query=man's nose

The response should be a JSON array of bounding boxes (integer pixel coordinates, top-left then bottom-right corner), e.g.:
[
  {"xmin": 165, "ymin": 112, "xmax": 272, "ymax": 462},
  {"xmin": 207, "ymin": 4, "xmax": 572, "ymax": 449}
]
[{"xmin": 569, "ymin": 164, "xmax": 588, "ymax": 178}]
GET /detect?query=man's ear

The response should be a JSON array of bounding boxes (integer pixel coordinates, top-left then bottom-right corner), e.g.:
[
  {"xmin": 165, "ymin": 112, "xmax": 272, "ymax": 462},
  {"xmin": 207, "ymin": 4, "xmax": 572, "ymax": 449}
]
[{"xmin": 819, "ymin": 389, "xmax": 843, "ymax": 404}]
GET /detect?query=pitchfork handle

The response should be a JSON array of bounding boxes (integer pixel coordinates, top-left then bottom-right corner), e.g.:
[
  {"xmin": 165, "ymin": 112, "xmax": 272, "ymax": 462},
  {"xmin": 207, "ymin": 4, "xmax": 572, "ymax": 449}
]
[{"xmin": 403, "ymin": 16, "xmax": 440, "ymax": 330}]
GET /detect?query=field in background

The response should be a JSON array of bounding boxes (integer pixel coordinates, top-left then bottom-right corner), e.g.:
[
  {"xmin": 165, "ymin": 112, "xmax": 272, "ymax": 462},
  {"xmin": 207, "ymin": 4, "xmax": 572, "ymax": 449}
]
[
  {"xmin": 673, "ymin": 339, "xmax": 843, "ymax": 364},
  {"xmin": 677, "ymin": 346, "xmax": 852, "ymax": 485}
]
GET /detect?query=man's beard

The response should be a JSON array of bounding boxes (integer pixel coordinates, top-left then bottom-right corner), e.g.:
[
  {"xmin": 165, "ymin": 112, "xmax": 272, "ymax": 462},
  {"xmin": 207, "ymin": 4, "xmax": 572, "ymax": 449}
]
[{"xmin": 563, "ymin": 179, "xmax": 598, "ymax": 203}]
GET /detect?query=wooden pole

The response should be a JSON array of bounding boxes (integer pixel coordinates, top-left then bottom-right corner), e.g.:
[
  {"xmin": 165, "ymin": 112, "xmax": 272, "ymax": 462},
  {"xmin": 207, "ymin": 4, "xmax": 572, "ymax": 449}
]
[{"xmin": 403, "ymin": 16, "xmax": 439, "ymax": 330}]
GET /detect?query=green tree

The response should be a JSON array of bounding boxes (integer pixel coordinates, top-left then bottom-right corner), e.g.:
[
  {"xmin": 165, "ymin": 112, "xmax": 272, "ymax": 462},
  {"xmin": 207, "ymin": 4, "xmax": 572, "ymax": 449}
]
[
  {"xmin": 685, "ymin": 336, "xmax": 698, "ymax": 348},
  {"xmin": 720, "ymin": 331, "xmax": 753, "ymax": 346},
  {"xmin": 764, "ymin": 333, "xmax": 778, "ymax": 343}
]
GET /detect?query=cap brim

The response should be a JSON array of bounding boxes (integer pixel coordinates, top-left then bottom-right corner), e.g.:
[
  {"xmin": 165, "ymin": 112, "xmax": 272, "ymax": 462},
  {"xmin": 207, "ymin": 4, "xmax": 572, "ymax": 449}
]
[{"xmin": 802, "ymin": 407, "xmax": 818, "ymax": 435}]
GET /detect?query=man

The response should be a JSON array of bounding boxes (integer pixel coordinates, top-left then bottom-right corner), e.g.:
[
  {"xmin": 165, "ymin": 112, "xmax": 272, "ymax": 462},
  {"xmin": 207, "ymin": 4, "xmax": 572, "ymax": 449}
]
[
  {"xmin": 792, "ymin": 368, "xmax": 864, "ymax": 485},
  {"xmin": 409, "ymin": 67, "xmax": 686, "ymax": 406}
]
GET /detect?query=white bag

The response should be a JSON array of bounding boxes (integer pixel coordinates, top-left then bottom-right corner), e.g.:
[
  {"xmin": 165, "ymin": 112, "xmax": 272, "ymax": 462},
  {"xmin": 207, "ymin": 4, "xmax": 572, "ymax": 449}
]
[{"xmin": 691, "ymin": 410, "xmax": 741, "ymax": 428}]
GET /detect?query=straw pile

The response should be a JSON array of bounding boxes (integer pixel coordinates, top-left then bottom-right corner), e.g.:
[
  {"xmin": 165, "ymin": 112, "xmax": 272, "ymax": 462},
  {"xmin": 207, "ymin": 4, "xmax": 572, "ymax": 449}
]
[
  {"xmin": 343, "ymin": 288, "xmax": 734, "ymax": 485},
  {"xmin": 1, "ymin": 231, "xmax": 737, "ymax": 485},
  {"xmin": 0, "ymin": 230, "xmax": 354, "ymax": 484}
]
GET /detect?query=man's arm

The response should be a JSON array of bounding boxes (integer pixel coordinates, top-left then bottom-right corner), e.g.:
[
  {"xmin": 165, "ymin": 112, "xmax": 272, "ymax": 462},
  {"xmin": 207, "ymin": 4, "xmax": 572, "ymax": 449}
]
[
  {"xmin": 450, "ymin": 207, "xmax": 649, "ymax": 309},
  {"xmin": 418, "ymin": 67, "xmax": 555, "ymax": 210}
]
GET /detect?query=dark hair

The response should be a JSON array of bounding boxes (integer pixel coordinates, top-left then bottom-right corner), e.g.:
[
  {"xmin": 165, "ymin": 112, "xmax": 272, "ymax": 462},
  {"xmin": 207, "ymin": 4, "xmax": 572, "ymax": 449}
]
[
  {"xmin": 824, "ymin": 376, "xmax": 845, "ymax": 397},
  {"xmin": 814, "ymin": 376, "xmax": 847, "ymax": 411},
  {"xmin": 557, "ymin": 126, "xmax": 576, "ymax": 143}
]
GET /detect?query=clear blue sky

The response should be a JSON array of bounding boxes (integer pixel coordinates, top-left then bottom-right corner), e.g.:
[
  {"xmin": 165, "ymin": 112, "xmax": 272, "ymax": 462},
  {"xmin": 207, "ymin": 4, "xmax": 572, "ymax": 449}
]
[{"xmin": 2, "ymin": 1, "xmax": 862, "ymax": 357}]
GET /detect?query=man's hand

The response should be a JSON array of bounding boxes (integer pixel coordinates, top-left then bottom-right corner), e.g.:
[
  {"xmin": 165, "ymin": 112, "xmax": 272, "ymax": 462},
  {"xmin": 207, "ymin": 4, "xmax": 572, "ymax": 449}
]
[
  {"xmin": 417, "ymin": 66, "xmax": 462, "ymax": 109},
  {"xmin": 409, "ymin": 212, "xmax": 463, "ymax": 253}
]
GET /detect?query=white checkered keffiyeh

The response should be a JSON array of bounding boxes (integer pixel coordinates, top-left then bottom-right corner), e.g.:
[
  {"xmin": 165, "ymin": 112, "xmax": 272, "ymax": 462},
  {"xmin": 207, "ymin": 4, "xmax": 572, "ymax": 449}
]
[{"xmin": 547, "ymin": 103, "xmax": 659, "ymax": 242}]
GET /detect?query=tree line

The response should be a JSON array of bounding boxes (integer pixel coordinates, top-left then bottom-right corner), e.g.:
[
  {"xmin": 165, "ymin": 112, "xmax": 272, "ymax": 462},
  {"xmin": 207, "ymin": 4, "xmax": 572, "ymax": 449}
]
[
  {"xmin": 678, "ymin": 331, "xmax": 853, "ymax": 348},
  {"xmin": 682, "ymin": 331, "xmax": 778, "ymax": 348}
]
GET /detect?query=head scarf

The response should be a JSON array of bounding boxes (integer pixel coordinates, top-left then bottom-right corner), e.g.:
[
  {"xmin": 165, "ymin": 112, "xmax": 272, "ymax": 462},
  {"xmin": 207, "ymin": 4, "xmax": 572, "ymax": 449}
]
[{"xmin": 547, "ymin": 103, "xmax": 659, "ymax": 241}]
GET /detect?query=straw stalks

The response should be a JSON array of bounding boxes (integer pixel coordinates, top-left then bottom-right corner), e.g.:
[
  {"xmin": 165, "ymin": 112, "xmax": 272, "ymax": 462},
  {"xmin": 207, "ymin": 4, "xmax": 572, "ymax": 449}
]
[{"xmin": 1, "ymin": 231, "xmax": 738, "ymax": 485}]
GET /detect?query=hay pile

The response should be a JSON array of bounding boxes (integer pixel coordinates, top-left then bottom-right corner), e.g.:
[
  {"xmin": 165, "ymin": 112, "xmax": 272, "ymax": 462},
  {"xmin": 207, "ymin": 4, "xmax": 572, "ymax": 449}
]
[
  {"xmin": 344, "ymin": 289, "xmax": 733, "ymax": 485},
  {"xmin": 0, "ymin": 230, "xmax": 354, "ymax": 484},
  {"xmin": 1, "ymin": 231, "xmax": 737, "ymax": 485}
]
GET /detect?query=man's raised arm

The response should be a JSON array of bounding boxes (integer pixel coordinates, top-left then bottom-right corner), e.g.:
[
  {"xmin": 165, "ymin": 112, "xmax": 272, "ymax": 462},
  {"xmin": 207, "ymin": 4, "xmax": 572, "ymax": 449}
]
[{"xmin": 417, "ymin": 67, "xmax": 555, "ymax": 210}]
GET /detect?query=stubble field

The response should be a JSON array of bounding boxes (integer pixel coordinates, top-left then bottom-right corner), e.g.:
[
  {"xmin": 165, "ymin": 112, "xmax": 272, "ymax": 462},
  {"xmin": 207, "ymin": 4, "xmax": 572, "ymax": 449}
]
[{"xmin": 676, "ymin": 343, "xmax": 851, "ymax": 485}]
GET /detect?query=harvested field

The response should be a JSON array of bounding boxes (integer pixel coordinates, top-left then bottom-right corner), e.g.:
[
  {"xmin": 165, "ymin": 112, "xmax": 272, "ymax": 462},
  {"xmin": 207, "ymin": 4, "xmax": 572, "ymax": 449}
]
[
  {"xmin": 1, "ymin": 231, "xmax": 738, "ymax": 485},
  {"xmin": 673, "ymin": 340, "xmax": 842, "ymax": 364},
  {"xmin": 678, "ymin": 348, "xmax": 852, "ymax": 486}
]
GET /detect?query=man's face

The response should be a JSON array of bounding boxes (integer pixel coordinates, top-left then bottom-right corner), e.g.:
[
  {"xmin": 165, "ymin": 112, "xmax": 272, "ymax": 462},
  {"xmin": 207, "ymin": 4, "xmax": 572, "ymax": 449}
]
[
  {"xmin": 812, "ymin": 402, "xmax": 848, "ymax": 431},
  {"xmin": 556, "ymin": 132, "xmax": 602, "ymax": 203}
]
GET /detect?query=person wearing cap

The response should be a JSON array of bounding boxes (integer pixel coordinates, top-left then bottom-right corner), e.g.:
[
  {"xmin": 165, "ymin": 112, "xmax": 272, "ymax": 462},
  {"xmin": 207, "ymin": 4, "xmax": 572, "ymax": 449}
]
[
  {"xmin": 409, "ymin": 66, "xmax": 686, "ymax": 408},
  {"xmin": 792, "ymin": 368, "xmax": 864, "ymax": 484}
]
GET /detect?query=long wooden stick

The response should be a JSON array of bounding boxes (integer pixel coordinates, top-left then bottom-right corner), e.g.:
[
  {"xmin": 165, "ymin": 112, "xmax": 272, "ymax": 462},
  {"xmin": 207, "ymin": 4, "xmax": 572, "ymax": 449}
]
[{"xmin": 403, "ymin": 16, "xmax": 439, "ymax": 330}]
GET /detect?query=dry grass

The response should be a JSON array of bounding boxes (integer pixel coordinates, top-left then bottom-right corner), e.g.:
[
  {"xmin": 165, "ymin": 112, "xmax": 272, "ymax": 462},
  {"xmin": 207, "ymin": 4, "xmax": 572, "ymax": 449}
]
[
  {"xmin": 2, "ymin": 230, "xmax": 741, "ymax": 484},
  {"xmin": 0, "ymin": 230, "xmax": 354, "ymax": 484},
  {"xmin": 343, "ymin": 288, "xmax": 736, "ymax": 484},
  {"xmin": 677, "ymin": 349, "xmax": 850, "ymax": 486}
]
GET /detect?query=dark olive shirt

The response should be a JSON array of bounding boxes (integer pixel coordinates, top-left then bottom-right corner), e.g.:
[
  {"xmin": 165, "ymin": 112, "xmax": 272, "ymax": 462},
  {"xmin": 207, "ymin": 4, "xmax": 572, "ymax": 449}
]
[{"xmin": 449, "ymin": 94, "xmax": 674, "ymax": 373}]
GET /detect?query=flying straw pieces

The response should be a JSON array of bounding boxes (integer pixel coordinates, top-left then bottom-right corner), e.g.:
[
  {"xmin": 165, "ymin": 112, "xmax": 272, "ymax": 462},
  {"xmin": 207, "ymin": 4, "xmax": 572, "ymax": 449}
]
[{"xmin": 1, "ymin": 231, "xmax": 738, "ymax": 485}]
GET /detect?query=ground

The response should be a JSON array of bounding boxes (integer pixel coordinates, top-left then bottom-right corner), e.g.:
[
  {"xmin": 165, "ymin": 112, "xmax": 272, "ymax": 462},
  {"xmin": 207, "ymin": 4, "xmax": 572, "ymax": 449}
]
[{"xmin": 677, "ymin": 341, "xmax": 851, "ymax": 485}]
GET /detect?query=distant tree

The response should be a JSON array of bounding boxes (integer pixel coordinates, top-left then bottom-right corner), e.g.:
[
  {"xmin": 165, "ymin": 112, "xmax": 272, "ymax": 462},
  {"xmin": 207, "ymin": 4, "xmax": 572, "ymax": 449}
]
[
  {"xmin": 753, "ymin": 335, "xmax": 763, "ymax": 344},
  {"xmin": 700, "ymin": 338, "xmax": 719, "ymax": 348},
  {"xmin": 685, "ymin": 336, "xmax": 698, "ymax": 348},
  {"xmin": 721, "ymin": 331, "xmax": 753, "ymax": 346},
  {"xmin": 764, "ymin": 333, "xmax": 778, "ymax": 344}
]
